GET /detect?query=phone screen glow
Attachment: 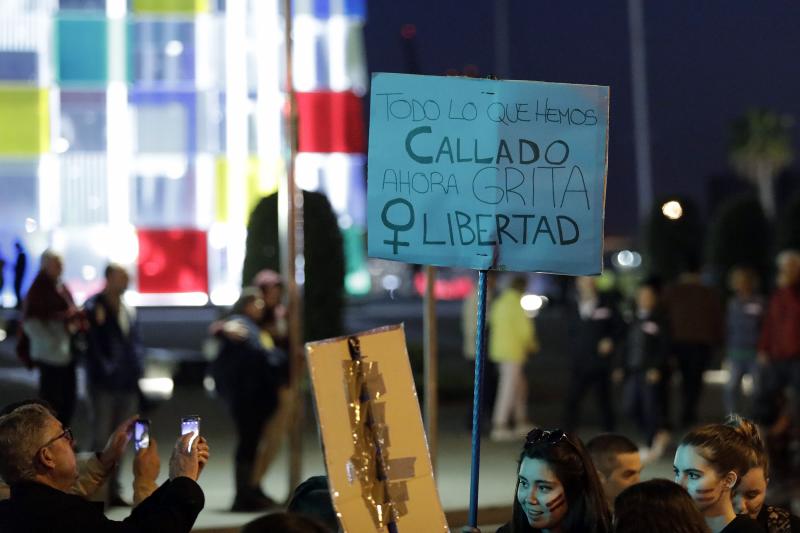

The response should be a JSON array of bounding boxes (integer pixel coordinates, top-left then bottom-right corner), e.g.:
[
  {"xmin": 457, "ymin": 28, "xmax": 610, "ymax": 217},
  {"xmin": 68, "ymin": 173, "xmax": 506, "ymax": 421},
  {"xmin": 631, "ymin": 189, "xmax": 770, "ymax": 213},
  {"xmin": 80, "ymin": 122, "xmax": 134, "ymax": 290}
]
[
  {"xmin": 181, "ymin": 416, "xmax": 200, "ymax": 452},
  {"xmin": 134, "ymin": 421, "xmax": 150, "ymax": 451}
]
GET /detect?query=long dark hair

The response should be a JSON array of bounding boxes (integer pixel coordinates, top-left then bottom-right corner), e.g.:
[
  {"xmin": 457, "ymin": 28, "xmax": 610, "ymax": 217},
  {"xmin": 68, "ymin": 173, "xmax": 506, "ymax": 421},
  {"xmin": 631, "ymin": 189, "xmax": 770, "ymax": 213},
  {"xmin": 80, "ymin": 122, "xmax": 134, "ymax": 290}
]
[
  {"xmin": 614, "ymin": 479, "xmax": 710, "ymax": 533},
  {"xmin": 509, "ymin": 429, "xmax": 611, "ymax": 533}
]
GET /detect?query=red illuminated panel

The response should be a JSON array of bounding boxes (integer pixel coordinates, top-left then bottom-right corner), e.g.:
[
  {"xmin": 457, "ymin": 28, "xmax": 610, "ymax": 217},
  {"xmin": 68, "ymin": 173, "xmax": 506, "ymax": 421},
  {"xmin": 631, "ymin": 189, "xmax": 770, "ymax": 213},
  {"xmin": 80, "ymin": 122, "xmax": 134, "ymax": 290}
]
[
  {"xmin": 413, "ymin": 272, "xmax": 474, "ymax": 300},
  {"xmin": 296, "ymin": 91, "xmax": 365, "ymax": 153},
  {"xmin": 137, "ymin": 229, "xmax": 208, "ymax": 293}
]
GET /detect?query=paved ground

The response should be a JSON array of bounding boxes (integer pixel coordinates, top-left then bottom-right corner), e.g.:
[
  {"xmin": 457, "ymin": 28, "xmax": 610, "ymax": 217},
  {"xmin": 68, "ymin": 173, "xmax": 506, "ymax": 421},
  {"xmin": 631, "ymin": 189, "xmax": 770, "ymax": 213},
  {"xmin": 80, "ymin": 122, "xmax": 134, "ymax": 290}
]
[{"xmin": 0, "ymin": 301, "xmax": 759, "ymax": 531}]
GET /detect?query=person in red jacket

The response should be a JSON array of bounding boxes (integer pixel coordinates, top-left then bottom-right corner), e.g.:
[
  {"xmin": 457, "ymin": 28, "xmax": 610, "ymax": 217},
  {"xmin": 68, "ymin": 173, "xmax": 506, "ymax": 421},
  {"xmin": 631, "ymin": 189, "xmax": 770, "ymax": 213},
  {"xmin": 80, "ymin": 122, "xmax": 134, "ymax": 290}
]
[{"xmin": 758, "ymin": 250, "xmax": 800, "ymax": 424}]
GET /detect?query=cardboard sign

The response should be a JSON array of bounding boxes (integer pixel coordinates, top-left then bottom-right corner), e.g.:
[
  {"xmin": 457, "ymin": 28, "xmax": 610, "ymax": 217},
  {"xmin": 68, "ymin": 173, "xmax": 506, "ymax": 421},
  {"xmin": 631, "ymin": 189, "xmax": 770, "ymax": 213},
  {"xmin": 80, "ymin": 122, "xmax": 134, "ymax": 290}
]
[
  {"xmin": 305, "ymin": 325, "xmax": 449, "ymax": 533},
  {"xmin": 367, "ymin": 73, "xmax": 609, "ymax": 275}
]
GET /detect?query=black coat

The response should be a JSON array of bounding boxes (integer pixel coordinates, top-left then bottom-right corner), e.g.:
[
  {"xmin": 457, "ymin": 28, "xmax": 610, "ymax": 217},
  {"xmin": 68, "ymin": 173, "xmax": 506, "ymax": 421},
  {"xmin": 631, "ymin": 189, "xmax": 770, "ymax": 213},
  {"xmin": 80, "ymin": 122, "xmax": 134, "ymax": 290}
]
[
  {"xmin": 621, "ymin": 309, "xmax": 670, "ymax": 373},
  {"xmin": 0, "ymin": 477, "xmax": 204, "ymax": 533},
  {"xmin": 84, "ymin": 292, "xmax": 143, "ymax": 391},
  {"xmin": 721, "ymin": 515, "xmax": 766, "ymax": 532},
  {"xmin": 211, "ymin": 315, "xmax": 289, "ymax": 416},
  {"xmin": 565, "ymin": 294, "xmax": 624, "ymax": 370}
]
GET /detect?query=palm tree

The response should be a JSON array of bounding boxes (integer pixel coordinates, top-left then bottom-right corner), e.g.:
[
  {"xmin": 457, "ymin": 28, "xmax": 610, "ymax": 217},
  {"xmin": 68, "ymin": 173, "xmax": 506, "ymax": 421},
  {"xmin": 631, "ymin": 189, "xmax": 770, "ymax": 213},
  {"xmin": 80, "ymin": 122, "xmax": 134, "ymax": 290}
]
[{"xmin": 729, "ymin": 109, "xmax": 794, "ymax": 219}]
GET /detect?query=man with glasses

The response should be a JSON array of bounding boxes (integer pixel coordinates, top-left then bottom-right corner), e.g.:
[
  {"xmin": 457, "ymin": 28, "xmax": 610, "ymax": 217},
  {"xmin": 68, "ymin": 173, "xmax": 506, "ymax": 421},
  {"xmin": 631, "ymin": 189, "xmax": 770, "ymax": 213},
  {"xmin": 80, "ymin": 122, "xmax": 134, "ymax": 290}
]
[
  {"xmin": 0, "ymin": 400, "xmax": 148, "ymax": 502},
  {"xmin": 0, "ymin": 403, "xmax": 207, "ymax": 532}
]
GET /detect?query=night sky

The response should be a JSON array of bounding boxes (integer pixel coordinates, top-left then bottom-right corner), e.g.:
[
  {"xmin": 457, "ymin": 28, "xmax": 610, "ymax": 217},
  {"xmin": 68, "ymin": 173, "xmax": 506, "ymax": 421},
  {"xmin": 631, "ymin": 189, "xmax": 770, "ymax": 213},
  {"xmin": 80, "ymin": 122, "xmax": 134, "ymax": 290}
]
[{"xmin": 363, "ymin": 1, "xmax": 800, "ymax": 236}]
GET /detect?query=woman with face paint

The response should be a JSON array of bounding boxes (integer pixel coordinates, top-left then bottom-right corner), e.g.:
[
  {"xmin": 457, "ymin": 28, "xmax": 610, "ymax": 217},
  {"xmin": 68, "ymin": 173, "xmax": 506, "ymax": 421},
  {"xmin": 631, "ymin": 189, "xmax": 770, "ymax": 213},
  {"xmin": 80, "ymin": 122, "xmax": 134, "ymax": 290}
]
[
  {"xmin": 497, "ymin": 428, "xmax": 611, "ymax": 533},
  {"xmin": 673, "ymin": 424, "xmax": 765, "ymax": 533},
  {"xmin": 725, "ymin": 414, "xmax": 800, "ymax": 532}
]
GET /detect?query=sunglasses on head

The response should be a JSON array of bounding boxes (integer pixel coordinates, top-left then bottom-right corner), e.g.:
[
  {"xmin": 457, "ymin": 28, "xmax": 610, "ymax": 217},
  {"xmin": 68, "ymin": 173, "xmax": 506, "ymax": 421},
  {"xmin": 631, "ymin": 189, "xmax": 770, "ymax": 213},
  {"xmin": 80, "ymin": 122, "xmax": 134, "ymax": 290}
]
[{"xmin": 525, "ymin": 428, "xmax": 569, "ymax": 446}]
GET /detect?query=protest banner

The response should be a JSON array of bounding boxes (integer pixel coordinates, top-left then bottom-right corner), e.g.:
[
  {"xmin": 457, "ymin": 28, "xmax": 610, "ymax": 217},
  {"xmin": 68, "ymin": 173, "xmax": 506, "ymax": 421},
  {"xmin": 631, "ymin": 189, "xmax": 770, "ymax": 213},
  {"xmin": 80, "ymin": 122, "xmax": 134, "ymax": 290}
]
[
  {"xmin": 368, "ymin": 73, "xmax": 609, "ymax": 275},
  {"xmin": 305, "ymin": 325, "xmax": 449, "ymax": 533},
  {"xmin": 365, "ymin": 73, "xmax": 610, "ymax": 529}
]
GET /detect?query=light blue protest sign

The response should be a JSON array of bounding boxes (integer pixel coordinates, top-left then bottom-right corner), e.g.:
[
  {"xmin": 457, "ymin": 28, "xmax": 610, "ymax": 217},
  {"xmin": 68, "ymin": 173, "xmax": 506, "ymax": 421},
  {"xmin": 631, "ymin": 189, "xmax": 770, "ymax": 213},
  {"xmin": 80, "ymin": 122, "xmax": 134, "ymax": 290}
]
[{"xmin": 367, "ymin": 73, "xmax": 609, "ymax": 275}]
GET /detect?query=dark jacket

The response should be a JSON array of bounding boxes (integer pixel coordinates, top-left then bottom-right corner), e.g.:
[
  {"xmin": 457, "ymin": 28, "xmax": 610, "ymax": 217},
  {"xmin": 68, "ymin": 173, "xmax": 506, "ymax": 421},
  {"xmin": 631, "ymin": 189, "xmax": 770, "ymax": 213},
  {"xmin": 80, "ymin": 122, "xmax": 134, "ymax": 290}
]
[
  {"xmin": 84, "ymin": 292, "xmax": 143, "ymax": 391},
  {"xmin": 621, "ymin": 309, "xmax": 670, "ymax": 373},
  {"xmin": 23, "ymin": 272, "xmax": 74, "ymax": 322},
  {"xmin": 721, "ymin": 515, "xmax": 767, "ymax": 532},
  {"xmin": 0, "ymin": 477, "xmax": 204, "ymax": 532},
  {"xmin": 211, "ymin": 315, "xmax": 289, "ymax": 414},
  {"xmin": 662, "ymin": 280, "xmax": 724, "ymax": 347},
  {"xmin": 565, "ymin": 293, "xmax": 624, "ymax": 370}
]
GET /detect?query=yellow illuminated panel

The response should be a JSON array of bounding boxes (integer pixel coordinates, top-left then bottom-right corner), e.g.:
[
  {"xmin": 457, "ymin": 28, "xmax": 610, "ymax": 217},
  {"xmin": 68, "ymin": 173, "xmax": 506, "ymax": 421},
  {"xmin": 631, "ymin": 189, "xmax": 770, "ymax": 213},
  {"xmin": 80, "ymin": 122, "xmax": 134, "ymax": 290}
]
[
  {"xmin": 0, "ymin": 86, "xmax": 49, "ymax": 155},
  {"xmin": 215, "ymin": 156, "xmax": 281, "ymax": 223},
  {"xmin": 132, "ymin": 0, "xmax": 209, "ymax": 14}
]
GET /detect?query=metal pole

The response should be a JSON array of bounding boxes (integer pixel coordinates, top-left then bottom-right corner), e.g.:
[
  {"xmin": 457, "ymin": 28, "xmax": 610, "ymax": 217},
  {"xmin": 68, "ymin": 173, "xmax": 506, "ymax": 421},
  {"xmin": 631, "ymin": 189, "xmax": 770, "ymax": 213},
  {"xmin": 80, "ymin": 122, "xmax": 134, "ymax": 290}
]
[
  {"xmin": 423, "ymin": 265, "xmax": 438, "ymax": 473},
  {"xmin": 468, "ymin": 270, "xmax": 488, "ymax": 528},
  {"xmin": 280, "ymin": 0, "xmax": 304, "ymax": 494},
  {"xmin": 627, "ymin": 0, "xmax": 654, "ymax": 221}
]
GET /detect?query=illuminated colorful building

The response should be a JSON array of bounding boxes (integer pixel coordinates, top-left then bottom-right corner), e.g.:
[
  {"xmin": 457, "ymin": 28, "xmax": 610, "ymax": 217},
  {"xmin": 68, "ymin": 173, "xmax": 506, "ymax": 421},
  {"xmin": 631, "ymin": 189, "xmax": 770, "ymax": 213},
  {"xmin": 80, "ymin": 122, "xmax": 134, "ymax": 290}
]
[{"xmin": 0, "ymin": 0, "xmax": 369, "ymax": 306}]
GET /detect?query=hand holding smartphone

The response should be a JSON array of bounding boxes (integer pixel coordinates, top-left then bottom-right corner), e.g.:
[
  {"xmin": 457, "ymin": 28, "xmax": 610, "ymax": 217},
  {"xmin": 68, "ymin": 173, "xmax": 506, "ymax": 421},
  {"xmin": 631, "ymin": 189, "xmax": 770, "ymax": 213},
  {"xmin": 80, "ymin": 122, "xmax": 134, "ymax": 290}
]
[{"xmin": 180, "ymin": 415, "xmax": 201, "ymax": 452}]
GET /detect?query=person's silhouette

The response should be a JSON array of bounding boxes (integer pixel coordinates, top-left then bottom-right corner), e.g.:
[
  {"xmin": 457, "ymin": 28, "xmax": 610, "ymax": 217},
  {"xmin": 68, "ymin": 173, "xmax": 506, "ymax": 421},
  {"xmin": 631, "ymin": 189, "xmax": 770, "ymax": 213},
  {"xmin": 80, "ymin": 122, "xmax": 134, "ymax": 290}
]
[
  {"xmin": 0, "ymin": 245, "xmax": 6, "ymax": 307},
  {"xmin": 13, "ymin": 240, "xmax": 27, "ymax": 309}
]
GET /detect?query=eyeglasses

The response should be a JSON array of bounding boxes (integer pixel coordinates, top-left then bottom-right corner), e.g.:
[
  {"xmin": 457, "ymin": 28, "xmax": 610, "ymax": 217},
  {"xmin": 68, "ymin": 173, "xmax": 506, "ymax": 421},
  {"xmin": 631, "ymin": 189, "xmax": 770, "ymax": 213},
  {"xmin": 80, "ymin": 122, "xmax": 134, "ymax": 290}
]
[
  {"xmin": 525, "ymin": 428, "xmax": 569, "ymax": 446},
  {"xmin": 38, "ymin": 427, "xmax": 74, "ymax": 454}
]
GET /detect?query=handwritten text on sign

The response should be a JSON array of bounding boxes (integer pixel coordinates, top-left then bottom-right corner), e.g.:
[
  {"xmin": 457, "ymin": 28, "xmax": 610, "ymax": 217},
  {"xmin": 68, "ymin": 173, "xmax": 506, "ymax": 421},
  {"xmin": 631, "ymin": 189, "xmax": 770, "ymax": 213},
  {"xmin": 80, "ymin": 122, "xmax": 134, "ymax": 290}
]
[{"xmin": 367, "ymin": 73, "xmax": 609, "ymax": 275}]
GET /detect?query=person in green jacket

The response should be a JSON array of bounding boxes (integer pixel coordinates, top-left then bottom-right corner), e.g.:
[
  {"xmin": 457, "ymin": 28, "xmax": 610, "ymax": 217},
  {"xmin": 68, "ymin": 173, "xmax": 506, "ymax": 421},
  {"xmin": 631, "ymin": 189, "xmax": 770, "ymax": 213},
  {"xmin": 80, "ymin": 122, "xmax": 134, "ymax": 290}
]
[{"xmin": 489, "ymin": 275, "xmax": 539, "ymax": 442}]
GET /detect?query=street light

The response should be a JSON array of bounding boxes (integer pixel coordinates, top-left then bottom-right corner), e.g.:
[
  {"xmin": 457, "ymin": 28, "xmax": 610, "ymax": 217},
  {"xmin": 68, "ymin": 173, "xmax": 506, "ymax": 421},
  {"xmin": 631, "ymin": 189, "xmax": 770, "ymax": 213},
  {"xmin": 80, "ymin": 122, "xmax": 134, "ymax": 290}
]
[
  {"xmin": 613, "ymin": 250, "xmax": 643, "ymax": 269},
  {"xmin": 661, "ymin": 200, "xmax": 683, "ymax": 220},
  {"xmin": 520, "ymin": 294, "xmax": 544, "ymax": 312}
]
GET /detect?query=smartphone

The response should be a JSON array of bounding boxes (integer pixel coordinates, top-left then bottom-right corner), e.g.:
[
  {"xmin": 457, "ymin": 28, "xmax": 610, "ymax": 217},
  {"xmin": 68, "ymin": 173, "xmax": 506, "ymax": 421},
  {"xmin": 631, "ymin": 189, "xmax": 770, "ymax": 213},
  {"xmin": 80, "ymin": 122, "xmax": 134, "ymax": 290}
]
[
  {"xmin": 180, "ymin": 415, "xmax": 201, "ymax": 452},
  {"xmin": 134, "ymin": 419, "xmax": 150, "ymax": 451}
]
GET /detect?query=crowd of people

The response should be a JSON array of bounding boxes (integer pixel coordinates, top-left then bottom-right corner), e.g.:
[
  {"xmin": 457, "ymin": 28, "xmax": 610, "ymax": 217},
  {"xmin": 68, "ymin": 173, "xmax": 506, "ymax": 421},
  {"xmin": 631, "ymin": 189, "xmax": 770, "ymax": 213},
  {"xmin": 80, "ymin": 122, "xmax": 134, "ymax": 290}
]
[
  {"xmin": 1, "ymin": 396, "xmax": 798, "ymax": 532},
  {"xmin": 1, "ymin": 246, "xmax": 799, "ymax": 531},
  {"xmin": 480, "ymin": 251, "xmax": 800, "ymax": 458},
  {"xmin": 9, "ymin": 248, "xmax": 293, "ymax": 513},
  {"xmin": 0, "ymin": 248, "xmax": 317, "ymax": 531},
  {"xmin": 491, "ymin": 413, "xmax": 800, "ymax": 532}
]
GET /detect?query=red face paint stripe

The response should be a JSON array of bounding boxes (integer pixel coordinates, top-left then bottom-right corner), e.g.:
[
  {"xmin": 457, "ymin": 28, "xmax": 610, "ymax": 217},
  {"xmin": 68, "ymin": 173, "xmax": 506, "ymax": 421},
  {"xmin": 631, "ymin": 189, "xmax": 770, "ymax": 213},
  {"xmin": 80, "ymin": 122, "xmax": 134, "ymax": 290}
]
[{"xmin": 546, "ymin": 493, "xmax": 566, "ymax": 512}]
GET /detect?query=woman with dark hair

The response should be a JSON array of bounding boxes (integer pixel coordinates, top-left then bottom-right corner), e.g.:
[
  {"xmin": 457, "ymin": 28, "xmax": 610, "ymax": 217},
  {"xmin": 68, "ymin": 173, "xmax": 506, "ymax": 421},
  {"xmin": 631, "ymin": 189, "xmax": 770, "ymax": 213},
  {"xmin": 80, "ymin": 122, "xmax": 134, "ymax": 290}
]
[
  {"xmin": 725, "ymin": 414, "xmax": 800, "ymax": 532},
  {"xmin": 673, "ymin": 424, "xmax": 764, "ymax": 532},
  {"xmin": 497, "ymin": 428, "xmax": 611, "ymax": 533},
  {"xmin": 614, "ymin": 479, "xmax": 710, "ymax": 533}
]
